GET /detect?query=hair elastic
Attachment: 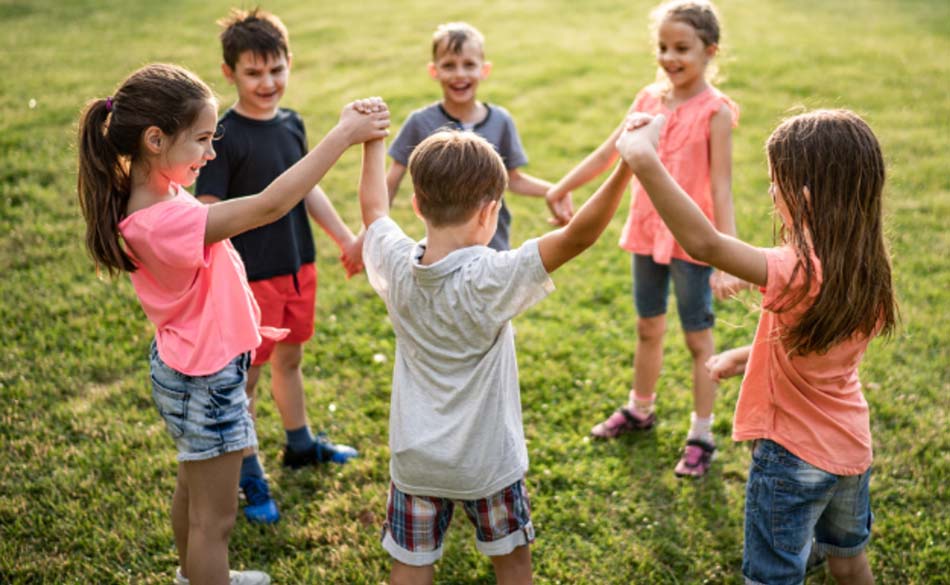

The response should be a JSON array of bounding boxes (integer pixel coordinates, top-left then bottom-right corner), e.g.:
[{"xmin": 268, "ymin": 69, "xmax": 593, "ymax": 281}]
[{"xmin": 105, "ymin": 97, "xmax": 113, "ymax": 112}]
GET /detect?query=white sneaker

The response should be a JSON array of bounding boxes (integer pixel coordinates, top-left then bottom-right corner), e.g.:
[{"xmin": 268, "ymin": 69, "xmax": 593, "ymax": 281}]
[{"xmin": 176, "ymin": 567, "xmax": 271, "ymax": 585}]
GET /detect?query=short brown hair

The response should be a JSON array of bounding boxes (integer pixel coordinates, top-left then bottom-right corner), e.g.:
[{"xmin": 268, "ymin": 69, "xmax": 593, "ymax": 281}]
[
  {"xmin": 431, "ymin": 22, "xmax": 485, "ymax": 60},
  {"xmin": 218, "ymin": 7, "xmax": 290, "ymax": 69},
  {"xmin": 408, "ymin": 131, "xmax": 507, "ymax": 227}
]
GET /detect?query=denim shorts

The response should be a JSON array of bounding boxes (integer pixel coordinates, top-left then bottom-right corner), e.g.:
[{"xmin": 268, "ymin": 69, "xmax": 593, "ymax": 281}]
[
  {"xmin": 381, "ymin": 479, "xmax": 534, "ymax": 566},
  {"xmin": 743, "ymin": 439, "xmax": 873, "ymax": 585},
  {"xmin": 632, "ymin": 254, "xmax": 714, "ymax": 331},
  {"xmin": 149, "ymin": 340, "xmax": 257, "ymax": 462}
]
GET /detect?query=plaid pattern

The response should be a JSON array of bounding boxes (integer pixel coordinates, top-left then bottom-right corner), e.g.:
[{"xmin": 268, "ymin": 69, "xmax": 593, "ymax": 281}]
[{"xmin": 384, "ymin": 479, "xmax": 532, "ymax": 553}]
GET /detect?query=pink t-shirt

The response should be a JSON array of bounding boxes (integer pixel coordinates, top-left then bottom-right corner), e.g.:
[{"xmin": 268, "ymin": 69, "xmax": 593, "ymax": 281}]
[
  {"xmin": 119, "ymin": 188, "xmax": 271, "ymax": 376},
  {"xmin": 619, "ymin": 84, "xmax": 739, "ymax": 265},
  {"xmin": 733, "ymin": 246, "xmax": 874, "ymax": 475}
]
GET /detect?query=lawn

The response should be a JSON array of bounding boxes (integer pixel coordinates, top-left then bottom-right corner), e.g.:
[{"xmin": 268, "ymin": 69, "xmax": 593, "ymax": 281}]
[{"xmin": 1, "ymin": 0, "xmax": 947, "ymax": 583}]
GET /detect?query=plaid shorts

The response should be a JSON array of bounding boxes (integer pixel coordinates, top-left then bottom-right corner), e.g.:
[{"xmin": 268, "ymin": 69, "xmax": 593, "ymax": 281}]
[{"xmin": 381, "ymin": 478, "xmax": 534, "ymax": 566}]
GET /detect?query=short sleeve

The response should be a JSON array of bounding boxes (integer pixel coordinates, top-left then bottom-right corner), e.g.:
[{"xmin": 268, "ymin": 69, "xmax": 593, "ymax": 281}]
[
  {"xmin": 762, "ymin": 246, "xmax": 804, "ymax": 311},
  {"xmin": 364, "ymin": 217, "xmax": 415, "ymax": 300},
  {"xmin": 195, "ymin": 126, "xmax": 231, "ymax": 200},
  {"xmin": 465, "ymin": 239, "xmax": 554, "ymax": 324},
  {"xmin": 154, "ymin": 202, "xmax": 210, "ymax": 269},
  {"xmin": 388, "ymin": 112, "xmax": 424, "ymax": 166},
  {"xmin": 493, "ymin": 108, "xmax": 528, "ymax": 170},
  {"xmin": 709, "ymin": 92, "xmax": 740, "ymax": 129}
]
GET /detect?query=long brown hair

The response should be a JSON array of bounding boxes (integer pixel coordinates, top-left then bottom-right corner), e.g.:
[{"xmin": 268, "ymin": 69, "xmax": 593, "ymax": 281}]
[
  {"xmin": 76, "ymin": 63, "xmax": 214, "ymax": 275},
  {"xmin": 767, "ymin": 109, "xmax": 898, "ymax": 355}
]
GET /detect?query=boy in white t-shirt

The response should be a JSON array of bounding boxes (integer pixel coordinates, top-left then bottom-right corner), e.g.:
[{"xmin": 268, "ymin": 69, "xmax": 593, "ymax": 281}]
[{"xmin": 359, "ymin": 129, "xmax": 634, "ymax": 584}]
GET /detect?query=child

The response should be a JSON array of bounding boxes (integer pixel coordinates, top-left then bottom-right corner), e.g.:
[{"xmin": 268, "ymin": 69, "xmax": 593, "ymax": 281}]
[
  {"xmin": 77, "ymin": 63, "xmax": 388, "ymax": 584},
  {"xmin": 358, "ymin": 130, "xmax": 634, "ymax": 584},
  {"xmin": 617, "ymin": 109, "xmax": 896, "ymax": 585},
  {"xmin": 386, "ymin": 21, "xmax": 573, "ymax": 252},
  {"xmin": 548, "ymin": 0, "xmax": 739, "ymax": 477},
  {"xmin": 196, "ymin": 8, "xmax": 361, "ymax": 525}
]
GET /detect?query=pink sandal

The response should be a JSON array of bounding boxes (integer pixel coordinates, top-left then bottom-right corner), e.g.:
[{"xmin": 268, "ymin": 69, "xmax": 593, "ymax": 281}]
[
  {"xmin": 674, "ymin": 439, "xmax": 716, "ymax": 478},
  {"xmin": 590, "ymin": 406, "xmax": 656, "ymax": 439}
]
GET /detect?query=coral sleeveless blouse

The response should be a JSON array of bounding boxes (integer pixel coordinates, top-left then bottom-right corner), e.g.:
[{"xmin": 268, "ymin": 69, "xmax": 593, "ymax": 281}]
[{"xmin": 618, "ymin": 84, "xmax": 739, "ymax": 265}]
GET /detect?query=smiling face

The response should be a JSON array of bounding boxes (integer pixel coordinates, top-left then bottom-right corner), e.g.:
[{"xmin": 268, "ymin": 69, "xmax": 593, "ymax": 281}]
[
  {"xmin": 428, "ymin": 40, "xmax": 490, "ymax": 107},
  {"xmin": 655, "ymin": 18, "xmax": 716, "ymax": 94},
  {"xmin": 224, "ymin": 50, "xmax": 290, "ymax": 120},
  {"xmin": 160, "ymin": 100, "xmax": 218, "ymax": 187}
]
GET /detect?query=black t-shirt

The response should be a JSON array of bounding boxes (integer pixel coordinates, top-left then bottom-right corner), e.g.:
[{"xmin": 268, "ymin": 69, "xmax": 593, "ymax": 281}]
[{"xmin": 196, "ymin": 108, "xmax": 315, "ymax": 281}]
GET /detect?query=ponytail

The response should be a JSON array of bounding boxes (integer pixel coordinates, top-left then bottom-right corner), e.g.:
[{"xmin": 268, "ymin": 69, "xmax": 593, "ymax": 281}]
[{"xmin": 76, "ymin": 97, "xmax": 135, "ymax": 274}]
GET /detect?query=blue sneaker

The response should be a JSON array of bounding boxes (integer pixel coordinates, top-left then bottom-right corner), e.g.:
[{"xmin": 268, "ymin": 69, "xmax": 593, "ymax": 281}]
[
  {"xmin": 239, "ymin": 476, "xmax": 280, "ymax": 525},
  {"xmin": 282, "ymin": 432, "xmax": 358, "ymax": 468}
]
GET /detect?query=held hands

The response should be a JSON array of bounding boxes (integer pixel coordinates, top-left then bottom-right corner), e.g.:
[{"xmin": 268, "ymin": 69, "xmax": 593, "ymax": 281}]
[
  {"xmin": 545, "ymin": 188, "xmax": 574, "ymax": 226},
  {"xmin": 339, "ymin": 232, "xmax": 365, "ymax": 278},
  {"xmin": 705, "ymin": 346, "xmax": 751, "ymax": 383},
  {"xmin": 338, "ymin": 97, "xmax": 390, "ymax": 145},
  {"xmin": 615, "ymin": 113, "xmax": 666, "ymax": 172}
]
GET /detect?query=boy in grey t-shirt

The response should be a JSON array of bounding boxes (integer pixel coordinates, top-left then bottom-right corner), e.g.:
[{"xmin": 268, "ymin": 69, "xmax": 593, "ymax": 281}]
[
  {"xmin": 385, "ymin": 22, "xmax": 574, "ymax": 251},
  {"xmin": 359, "ymin": 126, "xmax": 635, "ymax": 584}
]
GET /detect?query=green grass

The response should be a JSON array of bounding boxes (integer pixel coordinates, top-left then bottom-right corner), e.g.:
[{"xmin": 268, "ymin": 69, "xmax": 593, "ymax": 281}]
[{"xmin": 1, "ymin": 0, "xmax": 948, "ymax": 583}]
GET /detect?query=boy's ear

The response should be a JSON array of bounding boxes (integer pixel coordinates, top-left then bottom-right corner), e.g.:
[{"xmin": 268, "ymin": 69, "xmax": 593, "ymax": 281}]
[
  {"xmin": 411, "ymin": 193, "xmax": 424, "ymax": 219},
  {"xmin": 478, "ymin": 199, "xmax": 500, "ymax": 226},
  {"xmin": 286, "ymin": 52, "xmax": 293, "ymax": 71},
  {"xmin": 480, "ymin": 61, "xmax": 493, "ymax": 79},
  {"xmin": 142, "ymin": 126, "xmax": 165, "ymax": 154},
  {"xmin": 221, "ymin": 62, "xmax": 236, "ymax": 84},
  {"xmin": 427, "ymin": 62, "xmax": 438, "ymax": 79}
]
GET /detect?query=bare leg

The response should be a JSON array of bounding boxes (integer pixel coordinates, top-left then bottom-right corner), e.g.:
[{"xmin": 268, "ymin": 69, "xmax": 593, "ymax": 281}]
[
  {"xmin": 683, "ymin": 328, "xmax": 716, "ymax": 418},
  {"xmin": 491, "ymin": 545, "xmax": 533, "ymax": 585},
  {"xmin": 172, "ymin": 462, "xmax": 189, "ymax": 576},
  {"xmin": 269, "ymin": 342, "xmax": 308, "ymax": 431},
  {"xmin": 390, "ymin": 560, "xmax": 434, "ymax": 585},
  {"xmin": 183, "ymin": 450, "xmax": 242, "ymax": 585},
  {"xmin": 246, "ymin": 364, "xmax": 263, "ymax": 419},
  {"xmin": 828, "ymin": 551, "xmax": 874, "ymax": 585},
  {"xmin": 633, "ymin": 315, "xmax": 666, "ymax": 402}
]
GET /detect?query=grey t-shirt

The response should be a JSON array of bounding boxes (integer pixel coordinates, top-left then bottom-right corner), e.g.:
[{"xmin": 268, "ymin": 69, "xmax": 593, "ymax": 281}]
[
  {"xmin": 364, "ymin": 217, "xmax": 554, "ymax": 499},
  {"xmin": 388, "ymin": 103, "xmax": 529, "ymax": 252}
]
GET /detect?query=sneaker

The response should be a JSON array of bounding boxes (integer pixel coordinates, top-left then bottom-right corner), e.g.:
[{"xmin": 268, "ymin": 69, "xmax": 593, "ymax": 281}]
[
  {"xmin": 590, "ymin": 406, "xmax": 656, "ymax": 439},
  {"xmin": 239, "ymin": 476, "xmax": 280, "ymax": 525},
  {"xmin": 282, "ymin": 432, "xmax": 358, "ymax": 468},
  {"xmin": 176, "ymin": 567, "xmax": 271, "ymax": 585},
  {"xmin": 673, "ymin": 439, "xmax": 716, "ymax": 478}
]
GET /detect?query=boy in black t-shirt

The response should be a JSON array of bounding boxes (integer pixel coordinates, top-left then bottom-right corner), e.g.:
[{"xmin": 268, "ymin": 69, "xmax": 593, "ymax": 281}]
[{"xmin": 197, "ymin": 8, "xmax": 360, "ymax": 525}]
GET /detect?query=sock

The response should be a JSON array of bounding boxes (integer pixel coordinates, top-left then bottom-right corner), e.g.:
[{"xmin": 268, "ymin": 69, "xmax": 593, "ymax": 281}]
[
  {"xmin": 629, "ymin": 390, "xmax": 656, "ymax": 416},
  {"xmin": 687, "ymin": 412, "xmax": 715, "ymax": 444},
  {"xmin": 286, "ymin": 425, "xmax": 316, "ymax": 454},
  {"xmin": 240, "ymin": 453, "xmax": 265, "ymax": 485}
]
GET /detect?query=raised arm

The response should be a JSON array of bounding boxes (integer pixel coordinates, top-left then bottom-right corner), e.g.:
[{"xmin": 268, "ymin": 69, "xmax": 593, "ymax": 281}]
[
  {"xmin": 616, "ymin": 114, "xmax": 767, "ymax": 287},
  {"xmin": 204, "ymin": 99, "xmax": 389, "ymax": 245},
  {"xmin": 305, "ymin": 186, "xmax": 363, "ymax": 277},
  {"xmin": 537, "ymin": 161, "xmax": 633, "ymax": 273},
  {"xmin": 360, "ymin": 139, "xmax": 389, "ymax": 229},
  {"xmin": 386, "ymin": 161, "xmax": 407, "ymax": 205}
]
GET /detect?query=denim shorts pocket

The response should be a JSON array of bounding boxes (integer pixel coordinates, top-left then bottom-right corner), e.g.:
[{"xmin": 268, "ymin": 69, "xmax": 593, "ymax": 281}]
[
  {"xmin": 771, "ymin": 466, "xmax": 836, "ymax": 554},
  {"xmin": 151, "ymin": 376, "xmax": 189, "ymax": 439}
]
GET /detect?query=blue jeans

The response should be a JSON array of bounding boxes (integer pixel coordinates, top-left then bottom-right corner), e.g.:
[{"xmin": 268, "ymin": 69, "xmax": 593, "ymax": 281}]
[
  {"xmin": 632, "ymin": 254, "xmax": 714, "ymax": 332},
  {"xmin": 149, "ymin": 340, "xmax": 257, "ymax": 462},
  {"xmin": 743, "ymin": 439, "xmax": 873, "ymax": 585}
]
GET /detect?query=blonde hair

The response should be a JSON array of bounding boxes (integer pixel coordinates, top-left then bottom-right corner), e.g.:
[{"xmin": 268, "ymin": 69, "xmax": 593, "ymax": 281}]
[
  {"xmin": 408, "ymin": 131, "xmax": 507, "ymax": 226},
  {"xmin": 650, "ymin": 0, "xmax": 723, "ymax": 86},
  {"xmin": 431, "ymin": 22, "xmax": 485, "ymax": 60}
]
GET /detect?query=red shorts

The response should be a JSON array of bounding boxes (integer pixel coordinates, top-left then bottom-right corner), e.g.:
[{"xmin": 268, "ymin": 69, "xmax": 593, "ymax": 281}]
[{"xmin": 248, "ymin": 263, "xmax": 316, "ymax": 366}]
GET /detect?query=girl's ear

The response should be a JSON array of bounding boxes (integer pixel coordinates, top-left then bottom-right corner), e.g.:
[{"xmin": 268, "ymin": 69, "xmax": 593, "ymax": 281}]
[
  {"xmin": 705, "ymin": 43, "xmax": 719, "ymax": 60},
  {"xmin": 142, "ymin": 126, "xmax": 165, "ymax": 155}
]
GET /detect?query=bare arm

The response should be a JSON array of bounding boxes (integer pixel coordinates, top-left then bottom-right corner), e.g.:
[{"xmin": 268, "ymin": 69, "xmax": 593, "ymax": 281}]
[
  {"xmin": 508, "ymin": 169, "xmax": 572, "ymax": 226},
  {"xmin": 547, "ymin": 119, "xmax": 625, "ymax": 199},
  {"xmin": 537, "ymin": 162, "xmax": 633, "ymax": 273},
  {"xmin": 305, "ymin": 186, "xmax": 363, "ymax": 277},
  {"xmin": 204, "ymin": 100, "xmax": 389, "ymax": 245},
  {"xmin": 386, "ymin": 161, "xmax": 407, "ymax": 205},
  {"xmin": 360, "ymin": 139, "xmax": 389, "ymax": 229},
  {"xmin": 616, "ymin": 114, "xmax": 767, "ymax": 286},
  {"xmin": 709, "ymin": 105, "xmax": 736, "ymax": 238},
  {"xmin": 196, "ymin": 194, "xmax": 221, "ymax": 205},
  {"xmin": 705, "ymin": 344, "xmax": 752, "ymax": 382}
]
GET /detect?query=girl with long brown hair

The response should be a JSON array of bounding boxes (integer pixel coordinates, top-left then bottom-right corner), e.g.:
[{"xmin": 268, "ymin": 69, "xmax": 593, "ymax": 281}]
[
  {"xmin": 617, "ymin": 109, "xmax": 896, "ymax": 585},
  {"xmin": 77, "ymin": 63, "xmax": 389, "ymax": 585}
]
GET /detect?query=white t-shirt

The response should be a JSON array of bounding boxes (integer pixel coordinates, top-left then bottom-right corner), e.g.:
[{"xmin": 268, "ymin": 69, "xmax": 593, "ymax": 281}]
[{"xmin": 364, "ymin": 217, "xmax": 554, "ymax": 499}]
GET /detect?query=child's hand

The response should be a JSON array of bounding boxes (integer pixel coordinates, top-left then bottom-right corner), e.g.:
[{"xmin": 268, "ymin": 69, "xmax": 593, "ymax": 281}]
[
  {"xmin": 545, "ymin": 188, "xmax": 574, "ymax": 226},
  {"xmin": 615, "ymin": 113, "xmax": 665, "ymax": 171},
  {"xmin": 710, "ymin": 271, "xmax": 750, "ymax": 300},
  {"xmin": 338, "ymin": 97, "xmax": 390, "ymax": 145},
  {"xmin": 705, "ymin": 346, "xmax": 750, "ymax": 383},
  {"xmin": 340, "ymin": 232, "xmax": 365, "ymax": 278}
]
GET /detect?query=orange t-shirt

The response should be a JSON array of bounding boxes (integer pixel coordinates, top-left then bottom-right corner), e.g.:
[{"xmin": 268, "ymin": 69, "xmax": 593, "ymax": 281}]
[
  {"xmin": 733, "ymin": 246, "xmax": 874, "ymax": 475},
  {"xmin": 619, "ymin": 84, "xmax": 739, "ymax": 265}
]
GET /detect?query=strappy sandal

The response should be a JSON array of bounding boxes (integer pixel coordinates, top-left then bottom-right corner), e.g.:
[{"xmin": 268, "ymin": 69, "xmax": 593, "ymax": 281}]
[
  {"xmin": 674, "ymin": 439, "xmax": 716, "ymax": 478},
  {"xmin": 590, "ymin": 406, "xmax": 656, "ymax": 439}
]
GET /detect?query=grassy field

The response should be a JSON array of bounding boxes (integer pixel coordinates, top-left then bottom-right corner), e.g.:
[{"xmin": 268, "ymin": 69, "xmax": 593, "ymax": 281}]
[{"xmin": 1, "ymin": 0, "xmax": 948, "ymax": 583}]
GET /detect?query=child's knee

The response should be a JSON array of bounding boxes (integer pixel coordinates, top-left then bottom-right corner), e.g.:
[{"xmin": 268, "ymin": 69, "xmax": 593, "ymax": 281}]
[
  {"xmin": 827, "ymin": 553, "xmax": 871, "ymax": 582},
  {"xmin": 684, "ymin": 329, "xmax": 714, "ymax": 359},
  {"xmin": 637, "ymin": 316, "xmax": 666, "ymax": 342}
]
